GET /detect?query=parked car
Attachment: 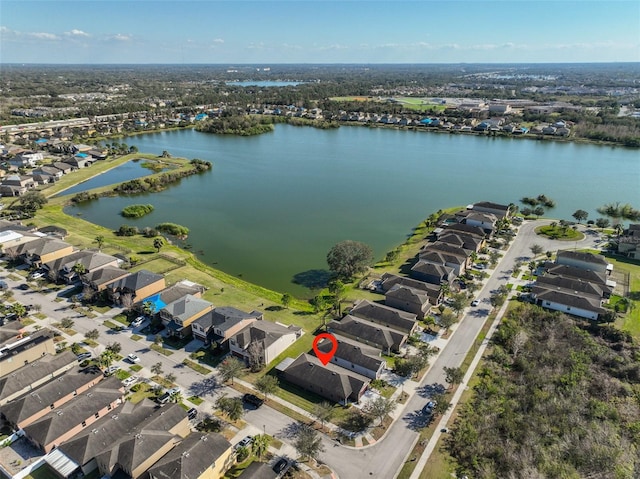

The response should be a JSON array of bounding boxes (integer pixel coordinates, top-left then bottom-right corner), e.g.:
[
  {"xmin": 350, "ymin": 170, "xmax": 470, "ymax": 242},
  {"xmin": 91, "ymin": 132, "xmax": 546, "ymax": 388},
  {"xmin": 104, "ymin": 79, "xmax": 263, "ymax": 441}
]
[
  {"xmin": 104, "ymin": 365, "xmax": 119, "ymax": 376},
  {"xmin": 127, "ymin": 353, "xmax": 140, "ymax": 363},
  {"xmin": 29, "ymin": 272, "xmax": 45, "ymax": 280},
  {"xmin": 157, "ymin": 392, "xmax": 171, "ymax": 404},
  {"xmin": 422, "ymin": 400, "xmax": 437, "ymax": 415},
  {"xmin": 243, "ymin": 393, "xmax": 264, "ymax": 408},
  {"xmin": 273, "ymin": 458, "xmax": 289, "ymax": 474},
  {"xmin": 18, "ymin": 283, "xmax": 29, "ymax": 290},
  {"xmin": 236, "ymin": 436, "xmax": 252, "ymax": 449},
  {"xmin": 122, "ymin": 376, "xmax": 138, "ymax": 388},
  {"xmin": 167, "ymin": 387, "xmax": 181, "ymax": 396},
  {"xmin": 130, "ymin": 316, "xmax": 145, "ymax": 328},
  {"xmin": 471, "ymin": 299, "xmax": 480, "ymax": 307},
  {"xmin": 0, "ymin": 280, "xmax": 8, "ymax": 290},
  {"xmin": 76, "ymin": 352, "xmax": 92, "ymax": 361},
  {"xmin": 187, "ymin": 408, "xmax": 198, "ymax": 420}
]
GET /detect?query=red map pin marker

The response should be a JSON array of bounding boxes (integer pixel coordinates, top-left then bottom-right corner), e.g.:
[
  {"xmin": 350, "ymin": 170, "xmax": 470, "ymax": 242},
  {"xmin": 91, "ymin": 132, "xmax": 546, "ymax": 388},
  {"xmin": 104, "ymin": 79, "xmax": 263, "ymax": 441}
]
[{"xmin": 312, "ymin": 333, "xmax": 338, "ymax": 366}]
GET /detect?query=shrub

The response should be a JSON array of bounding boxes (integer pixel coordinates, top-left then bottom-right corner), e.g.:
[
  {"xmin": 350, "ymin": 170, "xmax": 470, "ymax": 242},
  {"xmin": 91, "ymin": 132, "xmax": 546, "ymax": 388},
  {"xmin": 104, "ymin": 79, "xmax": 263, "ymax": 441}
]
[
  {"xmin": 121, "ymin": 204, "xmax": 154, "ymax": 218},
  {"xmin": 156, "ymin": 223, "xmax": 189, "ymax": 237},
  {"xmin": 117, "ymin": 225, "xmax": 139, "ymax": 236}
]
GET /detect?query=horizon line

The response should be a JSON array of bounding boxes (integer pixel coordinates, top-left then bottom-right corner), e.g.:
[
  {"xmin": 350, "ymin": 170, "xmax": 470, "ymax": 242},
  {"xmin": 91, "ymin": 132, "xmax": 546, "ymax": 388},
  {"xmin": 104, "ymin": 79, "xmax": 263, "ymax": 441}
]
[{"xmin": 2, "ymin": 61, "xmax": 640, "ymax": 66}]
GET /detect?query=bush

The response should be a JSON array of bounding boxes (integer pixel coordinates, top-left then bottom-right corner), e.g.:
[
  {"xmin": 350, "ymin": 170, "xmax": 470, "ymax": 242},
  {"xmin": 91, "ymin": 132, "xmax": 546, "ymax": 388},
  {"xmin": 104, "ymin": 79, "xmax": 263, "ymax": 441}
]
[
  {"xmin": 117, "ymin": 225, "xmax": 139, "ymax": 236},
  {"xmin": 121, "ymin": 204, "xmax": 154, "ymax": 218},
  {"xmin": 156, "ymin": 222, "xmax": 189, "ymax": 237}
]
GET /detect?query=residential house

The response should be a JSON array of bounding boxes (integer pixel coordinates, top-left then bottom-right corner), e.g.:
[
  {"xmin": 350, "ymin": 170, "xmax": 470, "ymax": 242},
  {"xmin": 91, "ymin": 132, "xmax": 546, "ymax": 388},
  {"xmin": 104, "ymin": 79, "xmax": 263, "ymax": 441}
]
[
  {"xmin": 0, "ymin": 351, "xmax": 77, "ymax": 406},
  {"xmin": 543, "ymin": 263, "xmax": 612, "ymax": 289},
  {"xmin": 532, "ymin": 288, "xmax": 606, "ymax": 321},
  {"xmin": 65, "ymin": 154, "xmax": 92, "ymax": 169},
  {"xmin": 22, "ymin": 376, "xmax": 125, "ymax": 453},
  {"xmin": 385, "ymin": 284, "xmax": 431, "ymax": 319},
  {"xmin": 410, "ymin": 260, "xmax": 455, "ymax": 286},
  {"xmin": 315, "ymin": 334, "xmax": 385, "ymax": 379},
  {"xmin": 379, "ymin": 273, "xmax": 443, "ymax": 305},
  {"xmin": 618, "ymin": 224, "xmax": 640, "ymax": 259},
  {"xmin": 52, "ymin": 162, "xmax": 75, "ymax": 174},
  {"xmin": 278, "ymin": 353, "xmax": 369, "ymax": 405},
  {"xmin": 32, "ymin": 166, "xmax": 63, "ymax": 181},
  {"xmin": 456, "ymin": 210, "xmax": 498, "ymax": 232},
  {"xmin": 4, "ymin": 237, "xmax": 75, "ymax": 267},
  {"xmin": 9, "ymin": 151, "xmax": 43, "ymax": 168},
  {"xmin": 192, "ymin": 307, "xmax": 261, "ymax": 348},
  {"xmin": 159, "ymin": 294, "xmax": 214, "ymax": 339},
  {"xmin": 0, "ymin": 175, "xmax": 36, "ymax": 196},
  {"xmin": 44, "ymin": 250, "xmax": 120, "ymax": 283},
  {"xmin": 147, "ymin": 433, "xmax": 234, "ymax": 479},
  {"xmin": 534, "ymin": 274, "xmax": 611, "ymax": 299},
  {"xmin": 53, "ymin": 400, "xmax": 190, "ymax": 478},
  {"xmin": 349, "ymin": 299, "xmax": 418, "ymax": 335},
  {"xmin": 0, "ymin": 329, "xmax": 59, "ymax": 377},
  {"xmin": 441, "ymin": 222, "xmax": 487, "ymax": 239},
  {"xmin": 0, "ymin": 366, "xmax": 103, "ymax": 429},
  {"xmin": 436, "ymin": 231, "xmax": 484, "ymax": 253},
  {"xmin": 37, "ymin": 225, "xmax": 68, "ymax": 239},
  {"xmin": 0, "ymin": 229, "xmax": 43, "ymax": 250},
  {"xmin": 105, "ymin": 270, "xmax": 166, "ymax": 306},
  {"xmin": 421, "ymin": 242, "xmax": 472, "ymax": 274},
  {"xmin": 328, "ymin": 316, "xmax": 407, "ymax": 354},
  {"xmin": 82, "ymin": 266, "xmax": 130, "ymax": 293},
  {"xmin": 229, "ymin": 320, "xmax": 302, "ymax": 367},
  {"xmin": 555, "ymin": 250, "xmax": 611, "ymax": 275},
  {"xmin": 141, "ymin": 279, "xmax": 206, "ymax": 315},
  {"xmin": 471, "ymin": 201, "xmax": 511, "ymax": 218}
]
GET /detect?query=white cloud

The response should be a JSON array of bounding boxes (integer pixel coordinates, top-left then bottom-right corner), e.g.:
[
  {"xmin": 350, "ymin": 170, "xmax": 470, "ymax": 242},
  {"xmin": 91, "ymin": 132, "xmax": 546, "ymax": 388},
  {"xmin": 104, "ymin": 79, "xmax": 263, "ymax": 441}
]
[
  {"xmin": 213, "ymin": 38, "xmax": 224, "ymax": 44},
  {"xmin": 108, "ymin": 33, "xmax": 132, "ymax": 41},
  {"xmin": 65, "ymin": 29, "xmax": 89, "ymax": 37}
]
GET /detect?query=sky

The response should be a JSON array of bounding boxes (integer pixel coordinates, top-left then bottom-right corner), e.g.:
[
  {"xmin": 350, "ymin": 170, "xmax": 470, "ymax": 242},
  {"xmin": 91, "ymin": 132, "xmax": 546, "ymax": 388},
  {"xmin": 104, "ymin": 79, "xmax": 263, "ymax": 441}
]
[{"xmin": 1, "ymin": 0, "xmax": 639, "ymax": 64}]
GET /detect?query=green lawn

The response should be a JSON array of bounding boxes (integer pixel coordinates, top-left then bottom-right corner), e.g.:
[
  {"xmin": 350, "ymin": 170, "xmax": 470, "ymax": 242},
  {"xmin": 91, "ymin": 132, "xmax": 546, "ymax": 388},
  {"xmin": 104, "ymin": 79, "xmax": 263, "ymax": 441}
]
[{"xmin": 535, "ymin": 224, "xmax": 585, "ymax": 241}]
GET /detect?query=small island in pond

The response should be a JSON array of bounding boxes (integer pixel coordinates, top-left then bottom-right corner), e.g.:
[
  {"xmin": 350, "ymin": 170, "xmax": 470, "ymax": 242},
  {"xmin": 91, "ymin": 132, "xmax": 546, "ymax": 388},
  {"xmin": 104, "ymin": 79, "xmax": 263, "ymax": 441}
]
[{"xmin": 121, "ymin": 204, "xmax": 154, "ymax": 218}]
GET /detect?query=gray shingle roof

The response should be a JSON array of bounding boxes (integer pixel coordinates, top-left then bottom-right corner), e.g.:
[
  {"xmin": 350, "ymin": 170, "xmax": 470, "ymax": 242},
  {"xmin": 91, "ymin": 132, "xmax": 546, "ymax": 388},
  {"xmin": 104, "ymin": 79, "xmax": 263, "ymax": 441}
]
[
  {"xmin": 45, "ymin": 250, "xmax": 118, "ymax": 274},
  {"xmin": 148, "ymin": 433, "xmax": 231, "ymax": 479},
  {"xmin": 161, "ymin": 294, "xmax": 213, "ymax": 323},
  {"xmin": 0, "ymin": 351, "xmax": 76, "ymax": 403},
  {"xmin": 328, "ymin": 316, "xmax": 406, "ymax": 353},
  {"xmin": 107, "ymin": 270, "xmax": 164, "ymax": 292},
  {"xmin": 83, "ymin": 266, "xmax": 130, "ymax": 287},
  {"xmin": 194, "ymin": 307, "xmax": 261, "ymax": 333},
  {"xmin": 316, "ymin": 335, "xmax": 384, "ymax": 373},
  {"xmin": 556, "ymin": 250, "xmax": 609, "ymax": 266},
  {"xmin": 349, "ymin": 299, "xmax": 417, "ymax": 334},
  {"xmin": 534, "ymin": 274, "xmax": 606, "ymax": 297},
  {"xmin": 386, "ymin": 284, "xmax": 430, "ymax": 307},
  {"xmin": 535, "ymin": 289, "xmax": 606, "ymax": 314},
  {"xmin": 544, "ymin": 263, "xmax": 607, "ymax": 285},
  {"xmin": 232, "ymin": 320, "xmax": 300, "ymax": 350},
  {"xmin": 6, "ymin": 237, "xmax": 72, "ymax": 258},
  {"xmin": 411, "ymin": 260, "xmax": 454, "ymax": 278},
  {"xmin": 0, "ymin": 366, "xmax": 103, "ymax": 427},
  {"xmin": 23, "ymin": 376, "xmax": 124, "ymax": 448}
]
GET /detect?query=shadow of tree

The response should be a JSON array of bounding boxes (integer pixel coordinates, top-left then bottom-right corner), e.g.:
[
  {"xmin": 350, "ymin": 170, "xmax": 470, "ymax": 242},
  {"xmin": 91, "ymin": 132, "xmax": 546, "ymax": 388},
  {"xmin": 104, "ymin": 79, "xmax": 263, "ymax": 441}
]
[
  {"xmin": 292, "ymin": 269, "xmax": 333, "ymax": 289},
  {"xmin": 402, "ymin": 410, "xmax": 434, "ymax": 431},
  {"xmin": 266, "ymin": 305, "xmax": 284, "ymax": 312},
  {"xmin": 189, "ymin": 376, "xmax": 221, "ymax": 399},
  {"xmin": 415, "ymin": 383, "xmax": 446, "ymax": 399}
]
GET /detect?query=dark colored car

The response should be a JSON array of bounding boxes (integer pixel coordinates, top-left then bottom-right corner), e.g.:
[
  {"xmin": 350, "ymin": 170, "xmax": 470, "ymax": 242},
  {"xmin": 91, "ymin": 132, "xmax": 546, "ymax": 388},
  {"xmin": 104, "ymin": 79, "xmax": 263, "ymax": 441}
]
[
  {"xmin": 157, "ymin": 392, "xmax": 171, "ymax": 404},
  {"xmin": 243, "ymin": 393, "xmax": 264, "ymax": 408},
  {"xmin": 187, "ymin": 408, "xmax": 197, "ymax": 420},
  {"xmin": 18, "ymin": 283, "xmax": 29, "ymax": 290},
  {"xmin": 273, "ymin": 458, "xmax": 289, "ymax": 474}
]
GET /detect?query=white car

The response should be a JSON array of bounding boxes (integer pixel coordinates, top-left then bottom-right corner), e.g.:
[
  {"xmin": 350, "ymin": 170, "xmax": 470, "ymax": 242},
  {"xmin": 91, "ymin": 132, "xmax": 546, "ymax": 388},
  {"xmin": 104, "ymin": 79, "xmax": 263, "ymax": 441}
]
[
  {"xmin": 471, "ymin": 299, "xmax": 480, "ymax": 307},
  {"xmin": 127, "ymin": 353, "xmax": 141, "ymax": 363},
  {"xmin": 122, "ymin": 376, "xmax": 138, "ymax": 387},
  {"xmin": 167, "ymin": 387, "xmax": 181, "ymax": 396},
  {"xmin": 130, "ymin": 316, "xmax": 145, "ymax": 328},
  {"xmin": 29, "ymin": 272, "xmax": 45, "ymax": 280}
]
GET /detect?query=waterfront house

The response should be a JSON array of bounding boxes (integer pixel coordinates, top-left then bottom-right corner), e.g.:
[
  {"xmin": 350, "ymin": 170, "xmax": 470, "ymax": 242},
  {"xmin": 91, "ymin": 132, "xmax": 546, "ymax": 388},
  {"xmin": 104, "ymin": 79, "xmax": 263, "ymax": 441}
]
[
  {"xmin": 229, "ymin": 320, "xmax": 302, "ymax": 367},
  {"xmin": 4, "ymin": 237, "xmax": 75, "ymax": 267},
  {"xmin": 380, "ymin": 273, "xmax": 443, "ymax": 305},
  {"xmin": 385, "ymin": 284, "xmax": 431, "ymax": 319},
  {"xmin": 410, "ymin": 260, "xmax": 455, "ymax": 286},
  {"xmin": 159, "ymin": 294, "xmax": 214, "ymax": 339},
  {"xmin": 192, "ymin": 306, "xmax": 261, "ymax": 348},
  {"xmin": 349, "ymin": 299, "xmax": 418, "ymax": 335},
  {"xmin": 82, "ymin": 266, "xmax": 130, "ymax": 293},
  {"xmin": 44, "ymin": 250, "xmax": 120, "ymax": 283},
  {"xmin": 105, "ymin": 270, "xmax": 165, "ymax": 307},
  {"xmin": 328, "ymin": 316, "xmax": 407, "ymax": 354},
  {"xmin": 315, "ymin": 334, "xmax": 385, "ymax": 379}
]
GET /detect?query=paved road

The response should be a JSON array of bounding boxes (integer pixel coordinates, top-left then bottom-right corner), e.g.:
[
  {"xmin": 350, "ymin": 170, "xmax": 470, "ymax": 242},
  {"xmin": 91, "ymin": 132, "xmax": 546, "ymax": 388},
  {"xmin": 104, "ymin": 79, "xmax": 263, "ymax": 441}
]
[{"xmin": 1, "ymin": 221, "xmax": 604, "ymax": 478}]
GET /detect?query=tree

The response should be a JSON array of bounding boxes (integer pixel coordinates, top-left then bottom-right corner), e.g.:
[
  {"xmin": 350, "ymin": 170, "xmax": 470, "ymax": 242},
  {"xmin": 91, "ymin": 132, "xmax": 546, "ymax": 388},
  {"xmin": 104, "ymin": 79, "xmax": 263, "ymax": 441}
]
[
  {"xmin": 595, "ymin": 217, "xmax": 611, "ymax": 229},
  {"xmin": 216, "ymin": 395, "xmax": 244, "ymax": 421},
  {"xmin": 246, "ymin": 341, "xmax": 265, "ymax": 372},
  {"xmin": 438, "ymin": 309, "xmax": 458, "ymax": 332},
  {"xmin": 598, "ymin": 202, "xmax": 640, "ymax": 224},
  {"xmin": 85, "ymin": 329, "xmax": 100, "ymax": 341},
  {"xmin": 431, "ymin": 392, "xmax": 451, "ymax": 417},
  {"xmin": 281, "ymin": 292, "xmax": 292, "ymax": 309},
  {"xmin": 294, "ymin": 423, "xmax": 325, "ymax": 461},
  {"xmin": 364, "ymin": 396, "xmax": 396, "ymax": 425},
  {"xmin": 9, "ymin": 303, "xmax": 27, "ymax": 318},
  {"xmin": 490, "ymin": 290, "xmax": 508, "ymax": 308},
  {"xmin": 99, "ymin": 350, "xmax": 116, "ymax": 368},
  {"xmin": 536, "ymin": 194, "xmax": 555, "ymax": 209},
  {"xmin": 153, "ymin": 237, "xmax": 164, "ymax": 253},
  {"xmin": 488, "ymin": 250, "xmax": 501, "ymax": 267},
  {"xmin": 60, "ymin": 317, "xmax": 75, "ymax": 329},
  {"xmin": 94, "ymin": 235, "xmax": 105, "ymax": 250},
  {"xmin": 72, "ymin": 263, "xmax": 87, "ymax": 275},
  {"xmin": 533, "ymin": 206, "xmax": 545, "ymax": 218},
  {"xmin": 18, "ymin": 191, "xmax": 48, "ymax": 212},
  {"xmin": 141, "ymin": 301, "xmax": 155, "ymax": 317},
  {"xmin": 449, "ymin": 292, "xmax": 468, "ymax": 317},
  {"xmin": 312, "ymin": 401, "xmax": 334, "ymax": 430},
  {"xmin": 154, "ymin": 334, "xmax": 163, "ymax": 345},
  {"xmin": 521, "ymin": 207, "xmax": 532, "ymax": 218},
  {"xmin": 255, "ymin": 375, "xmax": 278, "ymax": 400},
  {"xmin": 166, "ymin": 373, "xmax": 176, "ymax": 384},
  {"xmin": 106, "ymin": 342, "xmax": 122, "ymax": 354},
  {"xmin": 530, "ymin": 244, "xmax": 544, "ymax": 257},
  {"xmin": 520, "ymin": 196, "xmax": 539, "ymax": 207},
  {"xmin": 151, "ymin": 362, "xmax": 164, "ymax": 376},
  {"xmin": 252, "ymin": 434, "xmax": 271, "ymax": 459},
  {"xmin": 326, "ymin": 240, "xmax": 373, "ymax": 279},
  {"xmin": 443, "ymin": 366, "xmax": 464, "ymax": 389},
  {"xmin": 219, "ymin": 357, "xmax": 244, "ymax": 384},
  {"xmin": 572, "ymin": 209, "xmax": 589, "ymax": 223}
]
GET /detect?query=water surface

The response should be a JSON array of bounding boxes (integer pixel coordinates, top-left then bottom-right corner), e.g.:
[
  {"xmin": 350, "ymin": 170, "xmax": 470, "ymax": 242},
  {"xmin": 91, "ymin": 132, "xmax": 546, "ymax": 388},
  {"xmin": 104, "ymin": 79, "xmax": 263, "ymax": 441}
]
[{"xmin": 66, "ymin": 126, "xmax": 640, "ymax": 296}]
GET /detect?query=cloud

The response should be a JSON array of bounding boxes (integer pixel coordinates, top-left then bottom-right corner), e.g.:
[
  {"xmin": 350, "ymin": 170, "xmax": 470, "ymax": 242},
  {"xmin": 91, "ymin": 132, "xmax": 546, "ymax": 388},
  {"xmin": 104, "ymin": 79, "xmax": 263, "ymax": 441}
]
[
  {"xmin": 213, "ymin": 38, "xmax": 224, "ymax": 44},
  {"xmin": 107, "ymin": 33, "xmax": 132, "ymax": 41},
  {"xmin": 65, "ymin": 29, "xmax": 89, "ymax": 37}
]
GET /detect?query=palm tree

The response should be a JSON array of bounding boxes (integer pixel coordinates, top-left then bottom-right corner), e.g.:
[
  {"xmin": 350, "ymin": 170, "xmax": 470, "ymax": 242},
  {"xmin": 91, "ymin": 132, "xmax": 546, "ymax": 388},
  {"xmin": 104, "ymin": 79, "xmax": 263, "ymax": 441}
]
[
  {"xmin": 252, "ymin": 434, "xmax": 271, "ymax": 459},
  {"xmin": 94, "ymin": 235, "xmax": 105, "ymax": 251}
]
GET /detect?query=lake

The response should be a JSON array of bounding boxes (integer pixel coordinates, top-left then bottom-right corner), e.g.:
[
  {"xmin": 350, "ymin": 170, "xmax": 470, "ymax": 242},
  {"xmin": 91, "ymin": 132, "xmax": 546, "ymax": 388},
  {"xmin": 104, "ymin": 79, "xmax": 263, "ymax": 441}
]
[{"xmin": 65, "ymin": 126, "xmax": 640, "ymax": 297}]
